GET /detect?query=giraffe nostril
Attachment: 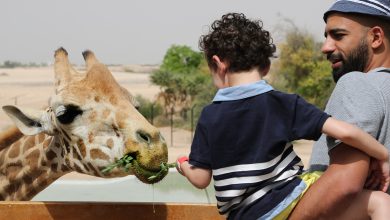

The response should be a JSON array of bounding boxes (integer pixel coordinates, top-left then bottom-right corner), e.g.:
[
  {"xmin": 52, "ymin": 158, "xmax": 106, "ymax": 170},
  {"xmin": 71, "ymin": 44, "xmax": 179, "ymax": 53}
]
[{"xmin": 136, "ymin": 131, "xmax": 151, "ymax": 144}]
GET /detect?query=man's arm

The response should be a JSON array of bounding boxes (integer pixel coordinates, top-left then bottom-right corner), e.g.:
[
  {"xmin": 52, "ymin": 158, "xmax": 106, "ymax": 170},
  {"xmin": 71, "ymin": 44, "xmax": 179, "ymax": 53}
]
[{"xmin": 288, "ymin": 144, "xmax": 370, "ymax": 219}]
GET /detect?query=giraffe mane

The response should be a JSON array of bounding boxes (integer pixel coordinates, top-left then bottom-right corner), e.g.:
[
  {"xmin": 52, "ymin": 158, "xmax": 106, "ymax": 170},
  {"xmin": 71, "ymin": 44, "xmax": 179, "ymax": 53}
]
[{"xmin": 0, "ymin": 126, "xmax": 23, "ymax": 150}]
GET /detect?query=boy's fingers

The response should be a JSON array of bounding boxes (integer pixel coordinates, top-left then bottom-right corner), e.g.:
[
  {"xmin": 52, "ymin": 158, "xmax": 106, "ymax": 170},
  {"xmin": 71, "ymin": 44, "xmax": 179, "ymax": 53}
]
[
  {"xmin": 366, "ymin": 172, "xmax": 381, "ymax": 190},
  {"xmin": 380, "ymin": 179, "xmax": 389, "ymax": 192},
  {"xmin": 365, "ymin": 172, "xmax": 378, "ymax": 189}
]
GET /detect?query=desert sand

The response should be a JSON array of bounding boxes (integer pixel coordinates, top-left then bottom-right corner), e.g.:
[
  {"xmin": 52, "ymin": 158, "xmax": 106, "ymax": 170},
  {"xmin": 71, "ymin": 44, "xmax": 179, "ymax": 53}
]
[{"xmin": 0, "ymin": 66, "xmax": 314, "ymax": 181}]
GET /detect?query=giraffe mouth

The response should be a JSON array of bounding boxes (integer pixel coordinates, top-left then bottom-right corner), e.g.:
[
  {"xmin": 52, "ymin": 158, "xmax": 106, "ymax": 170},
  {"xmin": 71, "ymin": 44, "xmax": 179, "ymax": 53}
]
[
  {"xmin": 101, "ymin": 153, "xmax": 169, "ymax": 184},
  {"xmin": 131, "ymin": 160, "xmax": 169, "ymax": 184}
]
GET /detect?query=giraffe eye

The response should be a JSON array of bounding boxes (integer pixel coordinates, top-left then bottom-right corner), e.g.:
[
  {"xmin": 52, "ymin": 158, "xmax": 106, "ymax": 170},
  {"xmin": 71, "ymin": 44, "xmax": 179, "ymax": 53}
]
[{"xmin": 56, "ymin": 104, "xmax": 83, "ymax": 124}]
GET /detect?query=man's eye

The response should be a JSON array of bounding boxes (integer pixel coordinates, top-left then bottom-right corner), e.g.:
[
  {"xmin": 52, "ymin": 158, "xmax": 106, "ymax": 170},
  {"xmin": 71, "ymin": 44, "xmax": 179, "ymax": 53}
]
[
  {"xmin": 332, "ymin": 33, "xmax": 345, "ymax": 40},
  {"xmin": 56, "ymin": 105, "xmax": 83, "ymax": 124}
]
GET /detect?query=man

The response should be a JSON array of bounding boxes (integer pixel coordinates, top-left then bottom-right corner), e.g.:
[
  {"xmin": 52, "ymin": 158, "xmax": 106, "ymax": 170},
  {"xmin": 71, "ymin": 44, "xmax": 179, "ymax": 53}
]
[{"xmin": 289, "ymin": 0, "xmax": 390, "ymax": 219}]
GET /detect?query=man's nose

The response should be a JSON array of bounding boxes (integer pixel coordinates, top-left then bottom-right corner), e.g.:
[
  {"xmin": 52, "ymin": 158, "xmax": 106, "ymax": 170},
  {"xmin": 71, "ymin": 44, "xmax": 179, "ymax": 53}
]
[{"xmin": 321, "ymin": 37, "xmax": 335, "ymax": 55}]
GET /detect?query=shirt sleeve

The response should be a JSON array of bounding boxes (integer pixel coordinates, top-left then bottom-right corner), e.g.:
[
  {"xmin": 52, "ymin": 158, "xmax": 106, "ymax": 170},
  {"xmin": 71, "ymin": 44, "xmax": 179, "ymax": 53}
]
[
  {"xmin": 189, "ymin": 109, "xmax": 212, "ymax": 169},
  {"xmin": 324, "ymin": 73, "xmax": 384, "ymax": 151},
  {"xmin": 291, "ymin": 95, "xmax": 330, "ymax": 141}
]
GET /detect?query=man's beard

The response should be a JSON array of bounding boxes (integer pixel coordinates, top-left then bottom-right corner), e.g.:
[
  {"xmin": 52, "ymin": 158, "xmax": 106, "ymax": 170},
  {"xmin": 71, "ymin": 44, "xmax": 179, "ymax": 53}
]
[{"xmin": 328, "ymin": 39, "xmax": 369, "ymax": 83}]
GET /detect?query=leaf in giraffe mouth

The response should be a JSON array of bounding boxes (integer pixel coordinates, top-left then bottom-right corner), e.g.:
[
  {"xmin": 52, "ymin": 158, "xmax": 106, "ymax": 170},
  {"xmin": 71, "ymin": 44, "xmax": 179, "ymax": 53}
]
[{"xmin": 101, "ymin": 154, "xmax": 175, "ymax": 183}]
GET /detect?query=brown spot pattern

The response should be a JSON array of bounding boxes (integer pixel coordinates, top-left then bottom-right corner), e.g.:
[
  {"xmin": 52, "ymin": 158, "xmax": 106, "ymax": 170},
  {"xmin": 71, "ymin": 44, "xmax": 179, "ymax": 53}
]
[
  {"xmin": 37, "ymin": 133, "xmax": 46, "ymax": 143},
  {"xmin": 109, "ymin": 96, "xmax": 118, "ymax": 105},
  {"xmin": 25, "ymin": 149, "xmax": 40, "ymax": 171},
  {"xmin": 41, "ymin": 160, "xmax": 47, "ymax": 167},
  {"xmin": 42, "ymin": 138, "xmax": 51, "ymax": 149},
  {"xmin": 61, "ymin": 164, "xmax": 69, "ymax": 172},
  {"xmin": 7, "ymin": 142, "xmax": 20, "ymax": 158},
  {"xmin": 0, "ymin": 126, "xmax": 23, "ymax": 149},
  {"xmin": 0, "ymin": 152, "xmax": 5, "ymax": 164},
  {"xmin": 22, "ymin": 175, "xmax": 33, "ymax": 185},
  {"xmin": 6, "ymin": 162, "xmax": 23, "ymax": 181},
  {"xmin": 26, "ymin": 188, "xmax": 37, "ymax": 200},
  {"xmin": 4, "ymin": 181, "xmax": 21, "ymax": 195},
  {"xmin": 125, "ymin": 139, "xmax": 139, "ymax": 152},
  {"xmin": 23, "ymin": 137, "xmax": 36, "ymax": 152},
  {"xmin": 102, "ymin": 109, "xmax": 111, "ymax": 119},
  {"xmin": 36, "ymin": 176, "xmax": 48, "ymax": 190},
  {"xmin": 115, "ymin": 112, "xmax": 128, "ymax": 130},
  {"xmin": 46, "ymin": 150, "xmax": 57, "ymax": 161},
  {"xmin": 88, "ymin": 111, "xmax": 97, "ymax": 122},
  {"xmin": 29, "ymin": 170, "xmax": 45, "ymax": 181},
  {"xmin": 106, "ymin": 138, "xmax": 114, "ymax": 149},
  {"xmin": 88, "ymin": 132, "xmax": 94, "ymax": 143},
  {"xmin": 90, "ymin": 149, "xmax": 109, "ymax": 160},
  {"xmin": 51, "ymin": 163, "xmax": 58, "ymax": 171},
  {"xmin": 77, "ymin": 140, "xmax": 87, "ymax": 157}
]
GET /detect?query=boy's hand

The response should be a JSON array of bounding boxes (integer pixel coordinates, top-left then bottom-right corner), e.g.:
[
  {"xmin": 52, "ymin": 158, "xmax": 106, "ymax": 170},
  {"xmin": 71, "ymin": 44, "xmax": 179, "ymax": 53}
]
[
  {"xmin": 176, "ymin": 155, "xmax": 189, "ymax": 176},
  {"xmin": 365, "ymin": 158, "xmax": 390, "ymax": 192}
]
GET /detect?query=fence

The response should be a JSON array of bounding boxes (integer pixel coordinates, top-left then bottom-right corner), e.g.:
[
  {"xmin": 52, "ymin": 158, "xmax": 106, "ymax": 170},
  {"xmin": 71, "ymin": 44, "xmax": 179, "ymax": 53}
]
[{"xmin": 147, "ymin": 104, "xmax": 198, "ymax": 149}]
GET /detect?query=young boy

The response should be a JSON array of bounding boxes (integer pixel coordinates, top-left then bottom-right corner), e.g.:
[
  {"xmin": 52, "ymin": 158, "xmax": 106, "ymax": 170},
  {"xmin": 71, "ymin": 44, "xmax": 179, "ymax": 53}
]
[{"xmin": 176, "ymin": 13, "xmax": 390, "ymax": 220}]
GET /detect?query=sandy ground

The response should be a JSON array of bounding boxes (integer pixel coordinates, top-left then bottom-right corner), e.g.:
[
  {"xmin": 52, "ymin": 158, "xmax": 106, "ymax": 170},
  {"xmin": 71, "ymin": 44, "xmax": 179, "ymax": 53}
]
[{"xmin": 0, "ymin": 66, "xmax": 314, "ymax": 181}]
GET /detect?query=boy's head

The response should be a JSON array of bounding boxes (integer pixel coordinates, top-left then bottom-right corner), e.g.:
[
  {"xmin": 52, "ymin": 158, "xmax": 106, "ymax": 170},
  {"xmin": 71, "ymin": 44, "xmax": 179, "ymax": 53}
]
[{"xmin": 199, "ymin": 13, "xmax": 276, "ymax": 74}]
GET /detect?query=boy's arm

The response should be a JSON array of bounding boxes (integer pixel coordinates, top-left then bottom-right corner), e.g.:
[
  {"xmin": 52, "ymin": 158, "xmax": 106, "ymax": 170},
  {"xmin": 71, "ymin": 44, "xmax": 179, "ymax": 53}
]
[
  {"xmin": 323, "ymin": 117, "xmax": 390, "ymax": 192},
  {"xmin": 177, "ymin": 156, "xmax": 212, "ymax": 189},
  {"xmin": 322, "ymin": 117, "xmax": 389, "ymax": 161}
]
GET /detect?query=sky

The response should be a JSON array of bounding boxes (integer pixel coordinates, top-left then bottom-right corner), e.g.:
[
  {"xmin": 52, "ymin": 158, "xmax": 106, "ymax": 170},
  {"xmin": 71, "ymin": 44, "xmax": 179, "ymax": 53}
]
[{"xmin": 1, "ymin": 0, "xmax": 335, "ymax": 65}]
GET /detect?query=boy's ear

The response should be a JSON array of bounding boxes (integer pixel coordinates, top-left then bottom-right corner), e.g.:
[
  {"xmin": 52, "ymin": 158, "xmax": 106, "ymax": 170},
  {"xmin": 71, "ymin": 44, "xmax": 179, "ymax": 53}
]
[
  {"xmin": 260, "ymin": 64, "xmax": 271, "ymax": 77},
  {"xmin": 212, "ymin": 55, "xmax": 227, "ymax": 74}
]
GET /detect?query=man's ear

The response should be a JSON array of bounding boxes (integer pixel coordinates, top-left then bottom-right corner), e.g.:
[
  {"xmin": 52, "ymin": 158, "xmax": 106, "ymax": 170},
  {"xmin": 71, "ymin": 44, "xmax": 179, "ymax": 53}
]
[
  {"xmin": 370, "ymin": 26, "xmax": 384, "ymax": 49},
  {"xmin": 2, "ymin": 105, "xmax": 53, "ymax": 136}
]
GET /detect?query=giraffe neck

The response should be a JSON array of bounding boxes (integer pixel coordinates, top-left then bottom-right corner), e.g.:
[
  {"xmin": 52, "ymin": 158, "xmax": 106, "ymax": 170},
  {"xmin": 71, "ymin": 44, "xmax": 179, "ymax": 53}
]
[{"xmin": 0, "ymin": 133, "xmax": 71, "ymax": 200}]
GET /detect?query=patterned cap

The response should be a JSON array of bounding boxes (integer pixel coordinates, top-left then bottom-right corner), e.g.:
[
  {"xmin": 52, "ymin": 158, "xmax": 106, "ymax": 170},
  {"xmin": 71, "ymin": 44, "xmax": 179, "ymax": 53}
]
[{"xmin": 324, "ymin": 0, "xmax": 390, "ymax": 21}]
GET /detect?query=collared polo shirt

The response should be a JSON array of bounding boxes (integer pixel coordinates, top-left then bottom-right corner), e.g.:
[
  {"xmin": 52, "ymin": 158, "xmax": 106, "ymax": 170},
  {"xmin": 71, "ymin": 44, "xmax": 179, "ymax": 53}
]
[{"xmin": 189, "ymin": 80, "xmax": 329, "ymax": 219}]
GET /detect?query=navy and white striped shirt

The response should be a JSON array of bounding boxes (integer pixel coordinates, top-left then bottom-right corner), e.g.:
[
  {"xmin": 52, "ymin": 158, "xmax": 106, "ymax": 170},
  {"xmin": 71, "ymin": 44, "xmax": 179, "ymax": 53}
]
[{"xmin": 189, "ymin": 80, "xmax": 329, "ymax": 219}]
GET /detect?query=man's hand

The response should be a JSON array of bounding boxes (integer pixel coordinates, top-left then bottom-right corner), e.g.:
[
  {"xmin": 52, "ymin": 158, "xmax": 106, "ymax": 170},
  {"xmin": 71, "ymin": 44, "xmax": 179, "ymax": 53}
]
[{"xmin": 365, "ymin": 158, "xmax": 390, "ymax": 192}]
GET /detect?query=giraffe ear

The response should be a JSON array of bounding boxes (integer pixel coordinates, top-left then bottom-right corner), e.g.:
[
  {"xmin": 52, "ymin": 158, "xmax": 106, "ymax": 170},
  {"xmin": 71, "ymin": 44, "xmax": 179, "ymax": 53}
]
[{"xmin": 2, "ymin": 105, "xmax": 52, "ymax": 136}]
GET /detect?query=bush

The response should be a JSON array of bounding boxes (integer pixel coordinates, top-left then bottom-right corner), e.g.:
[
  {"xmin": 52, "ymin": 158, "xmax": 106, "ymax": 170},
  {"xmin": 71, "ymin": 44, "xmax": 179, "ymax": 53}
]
[{"xmin": 135, "ymin": 95, "xmax": 163, "ymax": 124}]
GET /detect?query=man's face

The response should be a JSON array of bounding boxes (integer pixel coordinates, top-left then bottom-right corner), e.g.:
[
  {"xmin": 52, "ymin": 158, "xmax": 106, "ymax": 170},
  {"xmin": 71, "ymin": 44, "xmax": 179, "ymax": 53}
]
[{"xmin": 322, "ymin": 13, "xmax": 371, "ymax": 82}]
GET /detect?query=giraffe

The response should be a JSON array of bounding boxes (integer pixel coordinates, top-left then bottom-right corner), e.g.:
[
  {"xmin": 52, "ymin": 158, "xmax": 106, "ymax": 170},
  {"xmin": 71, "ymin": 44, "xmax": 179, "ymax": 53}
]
[{"xmin": 0, "ymin": 47, "xmax": 168, "ymax": 200}]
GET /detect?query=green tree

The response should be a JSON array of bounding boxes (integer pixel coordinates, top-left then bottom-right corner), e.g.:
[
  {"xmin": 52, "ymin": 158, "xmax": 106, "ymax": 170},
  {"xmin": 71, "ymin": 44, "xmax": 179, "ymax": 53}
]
[
  {"xmin": 151, "ymin": 45, "xmax": 210, "ymax": 115},
  {"xmin": 160, "ymin": 45, "xmax": 203, "ymax": 74},
  {"xmin": 271, "ymin": 29, "xmax": 334, "ymax": 109}
]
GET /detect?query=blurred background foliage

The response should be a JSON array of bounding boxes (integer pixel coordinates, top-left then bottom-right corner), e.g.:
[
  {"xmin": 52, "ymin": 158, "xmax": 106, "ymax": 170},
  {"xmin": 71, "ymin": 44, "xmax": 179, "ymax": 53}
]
[{"xmin": 270, "ymin": 28, "xmax": 334, "ymax": 109}]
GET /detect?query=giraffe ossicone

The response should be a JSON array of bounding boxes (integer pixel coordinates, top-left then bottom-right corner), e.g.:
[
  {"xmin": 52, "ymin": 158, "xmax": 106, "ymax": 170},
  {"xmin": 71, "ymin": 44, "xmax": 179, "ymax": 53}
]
[{"xmin": 0, "ymin": 47, "xmax": 168, "ymax": 200}]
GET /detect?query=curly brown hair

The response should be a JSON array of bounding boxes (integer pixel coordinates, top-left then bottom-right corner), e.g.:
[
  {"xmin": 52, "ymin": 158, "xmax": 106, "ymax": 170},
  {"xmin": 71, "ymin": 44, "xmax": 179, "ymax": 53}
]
[{"xmin": 199, "ymin": 13, "xmax": 276, "ymax": 73}]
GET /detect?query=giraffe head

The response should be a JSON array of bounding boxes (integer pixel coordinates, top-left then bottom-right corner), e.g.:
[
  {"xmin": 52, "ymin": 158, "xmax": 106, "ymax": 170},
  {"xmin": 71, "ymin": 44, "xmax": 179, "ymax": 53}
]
[{"xmin": 2, "ymin": 47, "xmax": 168, "ymax": 184}]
